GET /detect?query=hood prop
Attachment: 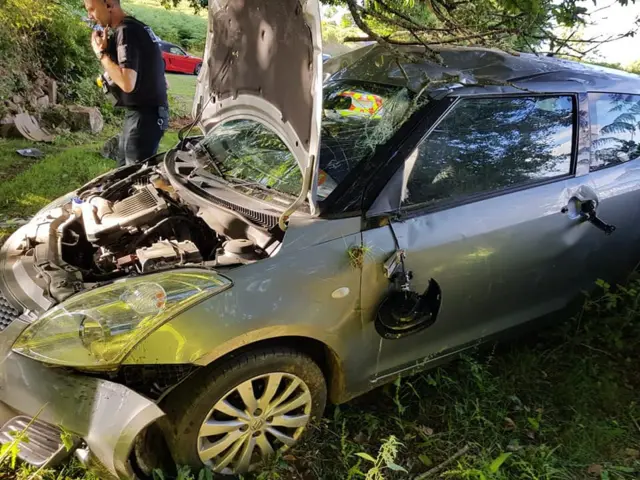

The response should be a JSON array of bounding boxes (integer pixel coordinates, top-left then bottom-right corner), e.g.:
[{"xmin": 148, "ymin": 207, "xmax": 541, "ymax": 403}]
[{"xmin": 278, "ymin": 155, "xmax": 317, "ymax": 231}]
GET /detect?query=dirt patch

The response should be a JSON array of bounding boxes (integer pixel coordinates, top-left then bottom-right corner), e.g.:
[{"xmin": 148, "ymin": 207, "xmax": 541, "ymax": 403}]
[{"xmin": 169, "ymin": 115, "xmax": 193, "ymax": 130}]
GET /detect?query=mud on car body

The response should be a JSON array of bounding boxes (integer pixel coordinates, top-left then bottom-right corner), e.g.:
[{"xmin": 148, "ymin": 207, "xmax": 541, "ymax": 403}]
[{"xmin": 3, "ymin": 0, "xmax": 640, "ymax": 477}]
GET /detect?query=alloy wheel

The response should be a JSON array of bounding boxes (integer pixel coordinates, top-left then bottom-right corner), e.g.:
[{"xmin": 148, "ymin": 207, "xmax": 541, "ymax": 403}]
[{"xmin": 197, "ymin": 372, "xmax": 313, "ymax": 474}]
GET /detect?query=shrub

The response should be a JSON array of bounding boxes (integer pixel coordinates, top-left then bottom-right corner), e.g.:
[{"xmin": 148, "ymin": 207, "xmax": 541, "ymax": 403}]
[
  {"xmin": 0, "ymin": 0, "xmax": 101, "ymax": 109},
  {"xmin": 33, "ymin": 9, "xmax": 100, "ymax": 100}
]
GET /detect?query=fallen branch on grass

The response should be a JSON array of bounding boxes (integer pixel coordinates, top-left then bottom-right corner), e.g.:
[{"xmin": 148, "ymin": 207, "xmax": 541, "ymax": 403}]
[{"xmin": 414, "ymin": 444, "xmax": 471, "ymax": 479}]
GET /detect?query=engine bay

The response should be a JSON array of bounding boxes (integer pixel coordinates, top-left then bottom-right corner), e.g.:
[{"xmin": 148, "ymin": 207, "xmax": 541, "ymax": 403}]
[{"xmin": 3, "ymin": 156, "xmax": 281, "ymax": 310}]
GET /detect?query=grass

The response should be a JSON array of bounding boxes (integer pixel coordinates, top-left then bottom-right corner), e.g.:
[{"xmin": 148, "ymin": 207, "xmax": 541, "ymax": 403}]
[
  {"xmin": 122, "ymin": 0, "xmax": 208, "ymax": 55},
  {"xmin": 167, "ymin": 73, "xmax": 198, "ymax": 98},
  {"xmin": 262, "ymin": 281, "xmax": 640, "ymax": 480},
  {"xmin": 0, "ymin": 132, "xmax": 116, "ymax": 219},
  {"xmin": 0, "ymin": 128, "xmax": 179, "ymax": 239},
  {"xmin": 167, "ymin": 73, "xmax": 197, "ymax": 119}
]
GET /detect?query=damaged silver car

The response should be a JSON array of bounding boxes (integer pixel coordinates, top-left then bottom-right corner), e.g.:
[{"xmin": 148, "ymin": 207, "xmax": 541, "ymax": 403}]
[{"xmin": 3, "ymin": 0, "xmax": 640, "ymax": 477}]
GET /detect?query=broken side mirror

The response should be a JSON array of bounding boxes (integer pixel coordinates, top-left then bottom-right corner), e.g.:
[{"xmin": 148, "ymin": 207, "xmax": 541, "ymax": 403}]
[
  {"xmin": 561, "ymin": 185, "xmax": 616, "ymax": 236},
  {"xmin": 374, "ymin": 250, "xmax": 441, "ymax": 340}
]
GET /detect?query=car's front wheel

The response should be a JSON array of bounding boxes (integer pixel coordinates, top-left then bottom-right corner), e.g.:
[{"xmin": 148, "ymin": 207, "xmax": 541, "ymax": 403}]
[
  {"xmin": 161, "ymin": 348, "xmax": 327, "ymax": 475},
  {"xmin": 194, "ymin": 63, "xmax": 202, "ymax": 75}
]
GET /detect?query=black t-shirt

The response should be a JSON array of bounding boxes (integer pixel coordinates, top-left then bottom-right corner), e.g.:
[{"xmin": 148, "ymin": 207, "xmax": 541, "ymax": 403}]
[{"xmin": 106, "ymin": 17, "xmax": 168, "ymax": 108}]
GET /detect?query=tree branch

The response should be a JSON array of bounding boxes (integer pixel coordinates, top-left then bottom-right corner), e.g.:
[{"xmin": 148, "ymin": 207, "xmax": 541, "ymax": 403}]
[{"xmin": 374, "ymin": 0, "xmax": 427, "ymax": 30}]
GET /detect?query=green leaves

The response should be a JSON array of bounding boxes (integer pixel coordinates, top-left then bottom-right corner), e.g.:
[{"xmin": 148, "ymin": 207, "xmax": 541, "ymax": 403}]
[
  {"xmin": 355, "ymin": 452, "xmax": 377, "ymax": 463},
  {"xmin": 0, "ymin": 437, "xmax": 22, "ymax": 470},
  {"xmin": 386, "ymin": 461, "xmax": 407, "ymax": 472},
  {"xmin": 489, "ymin": 452, "xmax": 512, "ymax": 473},
  {"xmin": 197, "ymin": 468, "xmax": 214, "ymax": 480},
  {"xmin": 353, "ymin": 436, "xmax": 406, "ymax": 480},
  {"xmin": 59, "ymin": 426, "xmax": 75, "ymax": 452}
]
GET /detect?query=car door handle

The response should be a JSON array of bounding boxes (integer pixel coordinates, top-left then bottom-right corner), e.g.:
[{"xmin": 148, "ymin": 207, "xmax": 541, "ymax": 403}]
[{"xmin": 562, "ymin": 198, "xmax": 616, "ymax": 235}]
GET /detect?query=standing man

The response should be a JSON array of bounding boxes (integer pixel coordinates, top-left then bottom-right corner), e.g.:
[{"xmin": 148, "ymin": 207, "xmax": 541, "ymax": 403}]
[{"xmin": 84, "ymin": 0, "xmax": 169, "ymax": 166}]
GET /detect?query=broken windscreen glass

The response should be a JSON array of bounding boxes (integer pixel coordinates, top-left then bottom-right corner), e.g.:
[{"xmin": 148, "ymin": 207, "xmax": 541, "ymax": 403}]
[
  {"xmin": 198, "ymin": 119, "xmax": 303, "ymax": 199},
  {"xmin": 193, "ymin": 82, "xmax": 421, "ymax": 207},
  {"xmin": 318, "ymin": 81, "xmax": 416, "ymax": 199}
]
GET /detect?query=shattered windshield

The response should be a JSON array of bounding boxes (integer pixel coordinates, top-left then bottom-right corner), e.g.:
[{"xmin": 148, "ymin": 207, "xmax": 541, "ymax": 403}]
[
  {"xmin": 195, "ymin": 81, "xmax": 416, "ymax": 203},
  {"xmin": 318, "ymin": 81, "xmax": 413, "ymax": 199},
  {"xmin": 199, "ymin": 120, "xmax": 303, "ymax": 199}
]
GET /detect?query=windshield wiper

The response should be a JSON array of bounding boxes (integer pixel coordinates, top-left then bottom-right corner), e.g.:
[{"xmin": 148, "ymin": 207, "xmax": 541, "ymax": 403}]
[
  {"xmin": 193, "ymin": 142, "xmax": 227, "ymax": 179},
  {"xmin": 225, "ymin": 177, "xmax": 298, "ymax": 200}
]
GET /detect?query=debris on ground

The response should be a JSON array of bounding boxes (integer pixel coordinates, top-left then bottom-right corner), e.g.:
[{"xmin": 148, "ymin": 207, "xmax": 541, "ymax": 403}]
[
  {"xmin": 1, "ymin": 113, "xmax": 55, "ymax": 142},
  {"xmin": 102, "ymin": 134, "xmax": 123, "ymax": 162},
  {"xmin": 13, "ymin": 113, "xmax": 55, "ymax": 142},
  {"xmin": 16, "ymin": 148, "xmax": 45, "ymax": 158}
]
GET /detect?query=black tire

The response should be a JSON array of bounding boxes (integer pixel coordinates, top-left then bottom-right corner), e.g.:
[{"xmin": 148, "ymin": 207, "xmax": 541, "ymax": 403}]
[
  {"xmin": 194, "ymin": 63, "xmax": 202, "ymax": 75},
  {"xmin": 160, "ymin": 347, "xmax": 327, "ymax": 474}
]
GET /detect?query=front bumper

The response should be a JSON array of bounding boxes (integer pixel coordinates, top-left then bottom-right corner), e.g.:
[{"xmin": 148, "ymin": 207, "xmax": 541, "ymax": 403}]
[{"xmin": 0, "ymin": 318, "xmax": 165, "ymax": 478}]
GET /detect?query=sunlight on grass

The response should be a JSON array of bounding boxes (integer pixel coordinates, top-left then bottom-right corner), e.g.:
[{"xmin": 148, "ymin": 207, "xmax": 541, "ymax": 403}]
[
  {"xmin": 167, "ymin": 74, "xmax": 197, "ymax": 98},
  {"xmin": 167, "ymin": 74, "xmax": 197, "ymax": 117},
  {"xmin": 0, "ymin": 142, "xmax": 115, "ymax": 218},
  {"xmin": 160, "ymin": 130, "xmax": 180, "ymax": 152}
]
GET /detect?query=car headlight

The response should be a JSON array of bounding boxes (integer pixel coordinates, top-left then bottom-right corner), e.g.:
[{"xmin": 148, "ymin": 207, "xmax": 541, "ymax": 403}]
[{"xmin": 12, "ymin": 270, "xmax": 231, "ymax": 368}]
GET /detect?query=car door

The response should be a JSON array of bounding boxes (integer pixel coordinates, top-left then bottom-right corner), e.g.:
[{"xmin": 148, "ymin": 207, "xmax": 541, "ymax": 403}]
[
  {"xmin": 359, "ymin": 93, "xmax": 617, "ymax": 381},
  {"xmin": 170, "ymin": 46, "xmax": 189, "ymax": 73},
  {"xmin": 583, "ymin": 92, "xmax": 640, "ymax": 281},
  {"xmin": 161, "ymin": 44, "xmax": 174, "ymax": 72}
]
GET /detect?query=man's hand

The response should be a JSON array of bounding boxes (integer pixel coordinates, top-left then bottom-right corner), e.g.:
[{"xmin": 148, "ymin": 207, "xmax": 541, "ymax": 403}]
[{"xmin": 91, "ymin": 29, "xmax": 109, "ymax": 57}]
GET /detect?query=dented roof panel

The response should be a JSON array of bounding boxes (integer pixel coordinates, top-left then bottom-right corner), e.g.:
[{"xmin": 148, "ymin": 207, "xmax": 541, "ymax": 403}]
[{"xmin": 324, "ymin": 44, "xmax": 640, "ymax": 95}]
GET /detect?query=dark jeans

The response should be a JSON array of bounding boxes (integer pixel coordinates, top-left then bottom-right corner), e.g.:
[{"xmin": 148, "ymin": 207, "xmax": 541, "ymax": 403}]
[{"xmin": 119, "ymin": 106, "xmax": 169, "ymax": 167}]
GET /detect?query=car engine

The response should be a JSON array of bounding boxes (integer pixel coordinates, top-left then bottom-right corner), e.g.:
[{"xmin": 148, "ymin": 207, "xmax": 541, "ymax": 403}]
[{"xmin": 1, "ymin": 161, "xmax": 272, "ymax": 311}]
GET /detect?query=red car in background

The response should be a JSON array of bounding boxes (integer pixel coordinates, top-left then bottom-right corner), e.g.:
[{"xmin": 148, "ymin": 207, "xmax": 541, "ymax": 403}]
[{"xmin": 159, "ymin": 40, "xmax": 203, "ymax": 75}]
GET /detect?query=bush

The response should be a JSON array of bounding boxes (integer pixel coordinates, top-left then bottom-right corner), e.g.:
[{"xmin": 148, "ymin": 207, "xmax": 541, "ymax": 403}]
[
  {"xmin": 0, "ymin": 0, "xmax": 101, "ymax": 109},
  {"xmin": 33, "ymin": 8, "xmax": 100, "ymax": 100}
]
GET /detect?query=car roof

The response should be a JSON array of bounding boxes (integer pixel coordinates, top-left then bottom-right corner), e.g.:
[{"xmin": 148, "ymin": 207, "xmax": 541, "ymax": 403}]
[{"xmin": 324, "ymin": 44, "xmax": 640, "ymax": 96}]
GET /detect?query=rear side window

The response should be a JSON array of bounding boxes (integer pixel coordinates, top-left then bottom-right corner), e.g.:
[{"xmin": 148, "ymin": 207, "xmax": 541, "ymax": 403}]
[
  {"xmin": 590, "ymin": 93, "xmax": 640, "ymax": 171},
  {"xmin": 399, "ymin": 96, "xmax": 574, "ymax": 209}
]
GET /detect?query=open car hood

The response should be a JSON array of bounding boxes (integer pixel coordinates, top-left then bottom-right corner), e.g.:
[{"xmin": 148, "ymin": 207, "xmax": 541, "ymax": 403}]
[{"xmin": 193, "ymin": 0, "xmax": 323, "ymax": 214}]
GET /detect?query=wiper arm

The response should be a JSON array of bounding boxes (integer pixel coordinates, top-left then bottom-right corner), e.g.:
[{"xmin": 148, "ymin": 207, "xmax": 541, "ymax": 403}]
[
  {"xmin": 206, "ymin": 157, "xmax": 225, "ymax": 179},
  {"xmin": 226, "ymin": 177, "xmax": 298, "ymax": 200},
  {"xmin": 193, "ymin": 142, "xmax": 227, "ymax": 180}
]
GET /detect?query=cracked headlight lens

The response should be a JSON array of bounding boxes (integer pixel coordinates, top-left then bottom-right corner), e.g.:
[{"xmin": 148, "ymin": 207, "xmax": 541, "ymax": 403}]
[{"xmin": 12, "ymin": 270, "xmax": 231, "ymax": 368}]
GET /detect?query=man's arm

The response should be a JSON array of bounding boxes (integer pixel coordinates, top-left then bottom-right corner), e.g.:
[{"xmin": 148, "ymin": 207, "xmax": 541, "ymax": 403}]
[
  {"xmin": 99, "ymin": 55, "xmax": 138, "ymax": 93},
  {"xmin": 92, "ymin": 28, "xmax": 138, "ymax": 94}
]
